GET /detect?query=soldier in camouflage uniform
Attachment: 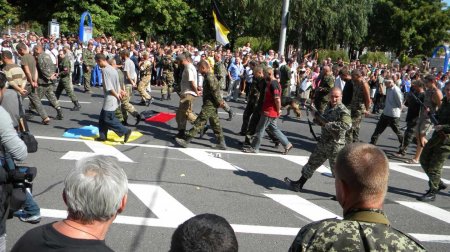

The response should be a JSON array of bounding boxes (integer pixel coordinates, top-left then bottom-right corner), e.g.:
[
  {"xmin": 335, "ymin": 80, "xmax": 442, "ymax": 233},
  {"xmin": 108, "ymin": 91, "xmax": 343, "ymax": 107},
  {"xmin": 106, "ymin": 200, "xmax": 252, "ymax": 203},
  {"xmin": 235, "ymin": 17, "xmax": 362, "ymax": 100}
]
[
  {"xmin": 55, "ymin": 49, "xmax": 81, "ymax": 111},
  {"xmin": 417, "ymin": 82, "xmax": 450, "ymax": 202},
  {"xmin": 82, "ymin": 42, "xmax": 95, "ymax": 93},
  {"xmin": 137, "ymin": 51, "xmax": 153, "ymax": 106},
  {"xmin": 214, "ymin": 53, "xmax": 234, "ymax": 121},
  {"xmin": 160, "ymin": 50, "xmax": 175, "ymax": 101},
  {"xmin": 240, "ymin": 65, "xmax": 263, "ymax": 135},
  {"xmin": 175, "ymin": 60, "xmax": 226, "ymax": 150},
  {"xmin": 289, "ymin": 143, "xmax": 425, "ymax": 252},
  {"xmin": 346, "ymin": 69, "xmax": 371, "ymax": 143},
  {"xmin": 313, "ymin": 66, "xmax": 334, "ymax": 114},
  {"xmin": 279, "ymin": 59, "xmax": 301, "ymax": 118},
  {"xmin": 34, "ymin": 44, "xmax": 64, "ymax": 120},
  {"xmin": 120, "ymin": 50, "xmax": 141, "ymax": 126},
  {"xmin": 285, "ymin": 87, "xmax": 351, "ymax": 191}
]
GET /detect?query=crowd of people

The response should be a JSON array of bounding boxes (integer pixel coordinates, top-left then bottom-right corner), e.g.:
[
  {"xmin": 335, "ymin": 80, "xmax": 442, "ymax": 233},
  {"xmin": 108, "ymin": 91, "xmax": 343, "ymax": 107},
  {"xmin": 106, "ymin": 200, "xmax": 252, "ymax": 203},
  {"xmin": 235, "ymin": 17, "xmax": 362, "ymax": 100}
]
[{"xmin": 0, "ymin": 31, "xmax": 449, "ymax": 251}]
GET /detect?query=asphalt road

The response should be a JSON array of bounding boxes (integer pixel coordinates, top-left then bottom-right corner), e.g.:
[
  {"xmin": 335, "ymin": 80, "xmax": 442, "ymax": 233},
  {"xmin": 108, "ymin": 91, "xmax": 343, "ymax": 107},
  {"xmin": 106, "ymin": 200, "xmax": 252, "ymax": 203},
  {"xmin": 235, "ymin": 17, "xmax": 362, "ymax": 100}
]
[{"xmin": 6, "ymin": 85, "xmax": 450, "ymax": 251}]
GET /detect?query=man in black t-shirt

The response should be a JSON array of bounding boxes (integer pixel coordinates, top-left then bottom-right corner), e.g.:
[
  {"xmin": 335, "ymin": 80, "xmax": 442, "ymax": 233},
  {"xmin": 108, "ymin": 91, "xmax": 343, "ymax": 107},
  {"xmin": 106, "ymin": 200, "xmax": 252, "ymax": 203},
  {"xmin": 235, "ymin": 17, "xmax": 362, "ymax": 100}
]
[{"xmin": 11, "ymin": 155, "xmax": 128, "ymax": 252}]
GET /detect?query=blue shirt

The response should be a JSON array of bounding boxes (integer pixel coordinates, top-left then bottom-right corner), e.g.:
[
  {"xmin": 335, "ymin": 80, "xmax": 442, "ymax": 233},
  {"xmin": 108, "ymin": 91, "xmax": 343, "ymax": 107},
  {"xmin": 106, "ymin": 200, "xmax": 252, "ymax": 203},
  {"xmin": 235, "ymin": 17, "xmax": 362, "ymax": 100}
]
[{"xmin": 228, "ymin": 63, "xmax": 243, "ymax": 81}]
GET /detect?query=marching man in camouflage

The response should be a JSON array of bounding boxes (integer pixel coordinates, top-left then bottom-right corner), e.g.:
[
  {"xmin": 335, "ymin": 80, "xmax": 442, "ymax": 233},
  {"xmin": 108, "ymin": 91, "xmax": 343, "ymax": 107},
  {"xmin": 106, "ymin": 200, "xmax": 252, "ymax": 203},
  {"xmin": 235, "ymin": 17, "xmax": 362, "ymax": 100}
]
[
  {"xmin": 346, "ymin": 69, "xmax": 371, "ymax": 143},
  {"xmin": 214, "ymin": 53, "xmax": 235, "ymax": 121},
  {"xmin": 279, "ymin": 58, "xmax": 301, "ymax": 118},
  {"xmin": 55, "ymin": 49, "xmax": 81, "ymax": 111},
  {"xmin": 175, "ymin": 60, "xmax": 227, "ymax": 150},
  {"xmin": 34, "ymin": 44, "xmax": 64, "ymax": 120},
  {"xmin": 313, "ymin": 66, "xmax": 334, "ymax": 113},
  {"xmin": 137, "ymin": 51, "xmax": 153, "ymax": 106},
  {"xmin": 289, "ymin": 143, "xmax": 425, "ymax": 251},
  {"xmin": 82, "ymin": 42, "xmax": 95, "ymax": 93},
  {"xmin": 285, "ymin": 87, "xmax": 351, "ymax": 191},
  {"xmin": 417, "ymin": 82, "xmax": 450, "ymax": 202},
  {"xmin": 160, "ymin": 50, "xmax": 175, "ymax": 101}
]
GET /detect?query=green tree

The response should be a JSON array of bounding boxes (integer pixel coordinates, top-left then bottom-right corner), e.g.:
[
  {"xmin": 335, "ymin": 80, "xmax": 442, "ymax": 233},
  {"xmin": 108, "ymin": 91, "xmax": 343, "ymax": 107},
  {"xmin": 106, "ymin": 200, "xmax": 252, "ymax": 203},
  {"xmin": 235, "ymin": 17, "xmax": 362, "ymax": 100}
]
[{"xmin": 0, "ymin": 0, "xmax": 20, "ymax": 32}]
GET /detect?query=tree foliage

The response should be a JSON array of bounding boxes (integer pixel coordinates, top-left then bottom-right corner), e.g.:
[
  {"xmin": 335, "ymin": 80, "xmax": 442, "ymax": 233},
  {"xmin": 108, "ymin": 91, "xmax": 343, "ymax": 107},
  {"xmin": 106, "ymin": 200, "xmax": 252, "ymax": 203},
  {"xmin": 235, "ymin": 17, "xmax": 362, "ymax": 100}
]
[{"xmin": 2, "ymin": 0, "xmax": 449, "ymax": 57}]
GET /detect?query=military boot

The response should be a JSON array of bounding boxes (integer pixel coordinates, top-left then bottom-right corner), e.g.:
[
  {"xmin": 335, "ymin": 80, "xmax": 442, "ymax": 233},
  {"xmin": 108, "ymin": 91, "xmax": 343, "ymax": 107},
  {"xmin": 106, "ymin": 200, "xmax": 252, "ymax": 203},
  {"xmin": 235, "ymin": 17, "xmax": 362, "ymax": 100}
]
[
  {"xmin": 174, "ymin": 130, "xmax": 186, "ymax": 139},
  {"xmin": 227, "ymin": 109, "xmax": 236, "ymax": 121},
  {"xmin": 438, "ymin": 180, "xmax": 448, "ymax": 191},
  {"xmin": 71, "ymin": 101, "xmax": 81, "ymax": 111},
  {"xmin": 214, "ymin": 139, "xmax": 227, "ymax": 150},
  {"xmin": 167, "ymin": 92, "xmax": 171, "ymax": 100},
  {"xmin": 56, "ymin": 108, "xmax": 64, "ymax": 120},
  {"xmin": 132, "ymin": 111, "xmax": 141, "ymax": 126},
  {"xmin": 416, "ymin": 189, "xmax": 437, "ymax": 202},
  {"xmin": 200, "ymin": 125, "xmax": 209, "ymax": 138},
  {"xmin": 284, "ymin": 176, "xmax": 308, "ymax": 192},
  {"xmin": 175, "ymin": 135, "xmax": 192, "ymax": 148}
]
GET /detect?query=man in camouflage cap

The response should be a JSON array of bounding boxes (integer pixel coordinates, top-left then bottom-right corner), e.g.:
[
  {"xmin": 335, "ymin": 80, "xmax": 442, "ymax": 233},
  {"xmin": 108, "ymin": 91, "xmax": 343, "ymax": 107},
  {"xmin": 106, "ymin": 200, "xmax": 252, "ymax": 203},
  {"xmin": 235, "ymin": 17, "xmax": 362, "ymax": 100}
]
[
  {"xmin": 313, "ymin": 66, "xmax": 334, "ymax": 114},
  {"xmin": 160, "ymin": 50, "xmax": 175, "ymax": 101},
  {"xmin": 214, "ymin": 52, "xmax": 234, "ymax": 121},
  {"xmin": 288, "ymin": 143, "xmax": 425, "ymax": 251}
]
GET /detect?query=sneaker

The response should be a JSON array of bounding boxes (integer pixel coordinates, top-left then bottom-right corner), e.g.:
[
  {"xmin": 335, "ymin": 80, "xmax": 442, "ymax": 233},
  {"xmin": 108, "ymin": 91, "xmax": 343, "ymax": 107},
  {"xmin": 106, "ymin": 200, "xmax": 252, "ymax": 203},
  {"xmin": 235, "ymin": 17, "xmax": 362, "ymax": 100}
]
[
  {"xmin": 19, "ymin": 214, "xmax": 41, "ymax": 224},
  {"xmin": 242, "ymin": 147, "xmax": 257, "ymax": 153}
]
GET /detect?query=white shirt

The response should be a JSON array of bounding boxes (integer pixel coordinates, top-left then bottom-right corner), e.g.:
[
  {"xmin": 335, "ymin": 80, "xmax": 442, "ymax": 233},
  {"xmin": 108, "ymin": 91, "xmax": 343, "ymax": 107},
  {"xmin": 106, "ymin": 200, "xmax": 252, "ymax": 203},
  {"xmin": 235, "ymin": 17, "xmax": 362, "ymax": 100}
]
[{"xmin": 334, "ymin": 76, "xmax": 346, "ymax": 91}]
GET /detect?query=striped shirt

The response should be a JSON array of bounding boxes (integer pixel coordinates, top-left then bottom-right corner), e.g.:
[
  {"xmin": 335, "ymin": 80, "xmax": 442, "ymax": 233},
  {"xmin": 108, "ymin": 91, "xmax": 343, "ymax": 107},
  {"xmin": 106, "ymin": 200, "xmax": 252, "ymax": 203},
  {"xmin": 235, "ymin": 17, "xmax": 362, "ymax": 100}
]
[{"xmin": 2, "ymin": 63, "xmax": 27, "ymax": 89}]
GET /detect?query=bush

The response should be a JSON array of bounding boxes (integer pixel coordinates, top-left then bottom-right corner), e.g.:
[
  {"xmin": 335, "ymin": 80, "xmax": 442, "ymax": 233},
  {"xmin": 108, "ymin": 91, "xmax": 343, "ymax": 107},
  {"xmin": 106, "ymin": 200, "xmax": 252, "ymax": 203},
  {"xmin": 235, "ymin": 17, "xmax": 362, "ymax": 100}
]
[
  {"xmin": 317, "ymin": 49, "xmax": 350, "ymax": 64},
  {"xmin": 359, "ymin": 51, "xmax": 389, "ymax": 65},
  {"xmin": 235, "ymin": 36, "xmax": 274, "ymax": 53}
]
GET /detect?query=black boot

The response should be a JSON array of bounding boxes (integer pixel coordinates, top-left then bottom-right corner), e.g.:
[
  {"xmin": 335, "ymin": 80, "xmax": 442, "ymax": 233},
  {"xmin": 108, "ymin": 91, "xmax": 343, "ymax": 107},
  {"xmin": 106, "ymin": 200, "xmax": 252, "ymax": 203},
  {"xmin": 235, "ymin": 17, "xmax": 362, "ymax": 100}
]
[
  {"xmin": 284, "ymin": 176, "xmax": 308, "ymax": 192},
  {"xmin": 167, "ymin": 92, "xmax": 171, "ymax": 100},
  {"xmin": 56, "ymin": 108, "xmax": 64, "ymax": 120},
  {"xmin": 417, "ymin": 189, "xmax": 437, "ymax": 202},
  {"xmin": 200, "ymin": 125, "xmax": 209, "ymax": 138},
  {"xmin": 227, "ymin": 109, "xmax": 235, "ymax": 121},
  {"xmin": 132, "ymin": 111, "xmax": 141, "ymax": 126},
  {"xmin": 438, "ymin": 180, "xmax": 447, "ymax": 191},
  {"xmin": 71, "ymin": 101, "xmax": 81, "ymax": 111},
  {"xmin": 174, "ymin": 130, "xmax": 186, "ymax": 139}
]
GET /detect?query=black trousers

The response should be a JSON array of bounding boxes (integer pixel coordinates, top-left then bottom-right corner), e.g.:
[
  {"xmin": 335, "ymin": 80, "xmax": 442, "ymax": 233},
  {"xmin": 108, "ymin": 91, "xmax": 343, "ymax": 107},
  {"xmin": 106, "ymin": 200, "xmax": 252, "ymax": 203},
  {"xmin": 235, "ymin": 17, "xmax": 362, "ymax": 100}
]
[{"xmin": 370, "ymin": 114, "xmax": 403, "ymax": 145}]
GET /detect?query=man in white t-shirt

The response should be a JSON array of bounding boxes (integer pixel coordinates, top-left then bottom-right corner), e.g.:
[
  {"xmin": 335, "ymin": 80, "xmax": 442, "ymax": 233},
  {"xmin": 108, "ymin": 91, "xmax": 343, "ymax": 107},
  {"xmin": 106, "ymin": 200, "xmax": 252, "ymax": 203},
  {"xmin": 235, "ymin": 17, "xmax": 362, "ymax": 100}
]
[
  {"xmin": 175, "ymin": 53, "xmax": 199, "ymax": 138},
  {"xmin": 120, "ymin": 50, "xmax": 141, "ymax": 126}
]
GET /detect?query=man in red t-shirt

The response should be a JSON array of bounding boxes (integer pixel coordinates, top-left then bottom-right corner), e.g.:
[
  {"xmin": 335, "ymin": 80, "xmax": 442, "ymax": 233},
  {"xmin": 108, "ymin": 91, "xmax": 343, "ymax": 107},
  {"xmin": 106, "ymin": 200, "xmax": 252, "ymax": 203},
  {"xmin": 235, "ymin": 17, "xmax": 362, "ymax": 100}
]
[{"xmin": 242, "ymin": 68, "xmax": 293, "ymax": 154}]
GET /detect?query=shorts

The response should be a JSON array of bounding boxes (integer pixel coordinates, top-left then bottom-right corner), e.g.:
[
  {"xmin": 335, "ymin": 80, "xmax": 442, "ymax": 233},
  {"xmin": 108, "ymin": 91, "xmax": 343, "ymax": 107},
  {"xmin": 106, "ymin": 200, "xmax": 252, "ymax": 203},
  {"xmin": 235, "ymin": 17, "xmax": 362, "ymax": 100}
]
[{"xmin": 415, "ymin": 115, "xmax": 432, "ymax": 136}]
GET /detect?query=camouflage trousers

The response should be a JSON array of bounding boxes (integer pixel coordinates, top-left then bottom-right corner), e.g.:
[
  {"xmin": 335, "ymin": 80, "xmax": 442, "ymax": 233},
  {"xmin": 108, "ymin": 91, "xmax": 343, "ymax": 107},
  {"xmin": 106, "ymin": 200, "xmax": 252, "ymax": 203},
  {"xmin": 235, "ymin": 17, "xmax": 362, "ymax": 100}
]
[
  {"xmin": 26, "ymin": 84, "xmax": 49, "ymax": 120},
  {"xmin": 120, "ymin": 85, "xmax": 137, "ymax": 122},
  {"xmin": 186, "ymin": 104, "xmax": 224, "ymax": 143},
  {"xmin": 420, "ymin": 135, "xmax": 450, "ymax": 191},
  {"xmin": 83, "ymin": 66, "xmax": 92, "ymax": 91},
  {"xmin": 37, "ymin": 84, "xmax": 61, "ymax": 109},
  {"xmin": 241, "ymin": 97, "xmax": 258, "ymax": 134},
  {"xmin": 346, "ymin": 109, "xmax": 364, "ymax": 144},
  {"xmin": 161, "ymin": 79, "xmax": 174, "ymax": 95},
  {"xmin": 301, "ymin": 140, "xmax": 344, "ymax": 179},
  {"xmin": 55, "ymin": 78, "xmax": 78, "ymax": 103},
  {"xmin": 313, "ymin": 97, "xmax": 328, "ymax": 114},
  {"xmin": 176, "ymin": 94, "xmax": 197, "ymax": 130},
  {"xmin": 137, "ymin": 75, "xmax": 152, "ymax": 100}
]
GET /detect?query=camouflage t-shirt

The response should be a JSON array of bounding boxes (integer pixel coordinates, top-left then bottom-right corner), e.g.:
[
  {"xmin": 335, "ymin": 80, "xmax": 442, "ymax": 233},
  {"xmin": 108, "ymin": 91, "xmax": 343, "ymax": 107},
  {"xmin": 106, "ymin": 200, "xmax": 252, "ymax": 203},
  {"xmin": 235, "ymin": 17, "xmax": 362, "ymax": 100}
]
[{"xmin": 289, "ymin": 209, "xmax": 426, "ymax": 252}]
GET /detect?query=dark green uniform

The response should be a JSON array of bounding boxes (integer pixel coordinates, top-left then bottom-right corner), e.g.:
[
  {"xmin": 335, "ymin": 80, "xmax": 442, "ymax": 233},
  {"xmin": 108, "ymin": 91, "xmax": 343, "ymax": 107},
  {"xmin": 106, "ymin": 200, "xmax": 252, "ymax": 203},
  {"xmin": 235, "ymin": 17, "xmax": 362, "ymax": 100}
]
[
  {"xmin": 184, "ymin": 72, "xmax": 225, "ymax": 147},
  {"xmin": 240, "ymin": 76, "xmax": 263, "ymax": 134},
  {"xmin": 82, "ymin": 48, "xmax": 95, "ymax": 92},
  {"xmin": 279, "ymin": 64, "xmax": 292, "ymax": 99},
  {"xmin": 213, "ymin": 60, "xmax": 233, "ymax": 118},
  {"xmin": 290, "ymin": 209, "xmax": 425, "ymax": 251},
  {"xmin": 161, "ymin": 55, "xmax": 174, "ymax": 99},
  {"xmin": 36, "ymin": 52, "xmax": 63, "ymax": 119},
  {"xmin": 420, "ymin": 97, "xmax": 450, "ymax": 192},
  {"xmin": 56, "ymin": 56, "xmax": 78, "ymax": 103},
  {"xmin": 314, "ymin": 74, "xmax": 334, "ymax": 113}
]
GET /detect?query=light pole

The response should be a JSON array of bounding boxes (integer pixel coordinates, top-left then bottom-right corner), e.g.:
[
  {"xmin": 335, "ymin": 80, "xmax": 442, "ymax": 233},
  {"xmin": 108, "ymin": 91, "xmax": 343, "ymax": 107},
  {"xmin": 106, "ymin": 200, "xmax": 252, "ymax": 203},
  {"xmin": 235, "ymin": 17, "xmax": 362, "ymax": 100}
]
[{"xmin": 278, "ymin": 0, "xmax": 290, "ymax": 59}]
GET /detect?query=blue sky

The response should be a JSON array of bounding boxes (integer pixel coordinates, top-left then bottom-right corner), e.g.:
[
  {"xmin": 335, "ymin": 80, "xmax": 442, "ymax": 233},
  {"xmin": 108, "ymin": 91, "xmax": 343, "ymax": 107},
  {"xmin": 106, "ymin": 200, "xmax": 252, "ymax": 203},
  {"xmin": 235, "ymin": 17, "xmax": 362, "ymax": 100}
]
[{"xmin": 445, "ymin": 0, "xmax": 450, "ymax": 8}]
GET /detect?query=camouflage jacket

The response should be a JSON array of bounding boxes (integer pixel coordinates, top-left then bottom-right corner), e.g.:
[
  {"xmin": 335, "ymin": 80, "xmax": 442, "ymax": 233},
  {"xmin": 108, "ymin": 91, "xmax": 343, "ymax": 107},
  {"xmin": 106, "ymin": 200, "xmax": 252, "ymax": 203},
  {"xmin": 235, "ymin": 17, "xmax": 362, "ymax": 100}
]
[
  {"xmin": 139, "ymin": 60, "xmax": 152, "ymax": 78},
  {"xmin": 202, "ymin": 72, "xmax": 223, "ymax": 108},
  {"xmin": 430, "ymin": 97, "xmax": 450, "ymax": 147},
  {"xmin": 214, "ymin": 61, "xmax": 227, "ymax": 89},
  {"xmin": 58, "ymin": 57, "xmax": 71, "ymax": 80},
  {"xmin": 350, "ymin": 80, "xmax": 366, "ymax": 112},
  {"xmin": 37, "ymin": 53, "xmax": 57, "ymax": 85},
  {"xmin": 315, "ymin": 74, "xmax": 335, "ymax": 101},
  {"xmin": 279, "ymin": 64, "xmax": 291, "ymax": 88},
  {"xmin": 321, "ymin": 103, "xmax": 352, "ymax": 144},
  {"xmin": 82, "ymin": 49, "xmax": 95, "ymax": 67},
  {"xmin": 289, "ymin": 209, "xmax": 426, "ymax": 252}
]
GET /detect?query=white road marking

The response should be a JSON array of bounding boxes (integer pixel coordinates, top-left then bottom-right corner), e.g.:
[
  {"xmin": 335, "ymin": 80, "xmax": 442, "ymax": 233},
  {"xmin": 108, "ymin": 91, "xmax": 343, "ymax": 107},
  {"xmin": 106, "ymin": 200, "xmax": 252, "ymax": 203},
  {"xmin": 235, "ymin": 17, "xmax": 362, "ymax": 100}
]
[
  {"xmin": 38, "ymin": 209, "xmax": 450, "ymax": 242},
  {"xmin": 128, "ymin": 184, "xmax": 194, "ymax": 224},
  {"xmin": 218, "ymin": 111, "xmax": 243, "ymax": 116},
  {"xmin": 282, "ymin": 155, "xmax": 332, "ymax": 175},
  {"xmin": 390, "ymin": 162, "xmax": 450, "ymax": 169},
  {"xmin": 178, "ymin": 148, "xmax": 239, "ymax": 170},
  {"xmin": 396, "ymin": 201, "xmax": 450, "ymax": 224},
  {"xmin": 264, "ymin": 194, "xmax": 340, "ymax": 221},
  {"xmin": 390, "ymin": 163, "xmax": 450, "ymax": 184},
  {"xmin": 25, "ymin": 98, "xmax": 91, "ymax": 104},
  {"xmin": 60, "ymin": 140, "xmax": 134, "ymax": 163}
]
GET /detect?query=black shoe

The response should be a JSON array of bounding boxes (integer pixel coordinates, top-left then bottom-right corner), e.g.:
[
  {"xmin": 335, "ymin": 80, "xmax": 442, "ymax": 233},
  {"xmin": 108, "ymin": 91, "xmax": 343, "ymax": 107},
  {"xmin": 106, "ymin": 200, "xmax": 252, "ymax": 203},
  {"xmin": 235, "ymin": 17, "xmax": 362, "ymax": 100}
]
[
  {"xmin": 145, "ymin": 98, "xmax": 153, "ymax": 106},
  {"xmin": 139, "ymin": 101, "xmax": 146, "ymax": 106},
  {"xmin": 71, "ymin": 101, "xmax": 81, "ymax": 111},
  {"xmin": 122, "ymin": 121, "xmax": 129, "ymax": 126},
  {"xmin": 56, "ymin": 109, "xmax": 64, "ymax": 120},
  {"xmin": 417, "ymin": 190, "xmax": 437, "ymax": 202},
  {"xmin": 438, "ymin": 180, "xmax": 447, "ymax": 191},
  {"xmin": 95, "ymin": 137, "xmax": 106, "ymax": 142},
  {"xmin": 200, "ymin": 125, "xmax": 209, "ymax": 138},
  {"xmin": 123, "ymin": 129, "xmax": 132, "ymax": 143},
  {"xmin": 239, "ymin": 131, "xmax": 246, "ymax": 136}
]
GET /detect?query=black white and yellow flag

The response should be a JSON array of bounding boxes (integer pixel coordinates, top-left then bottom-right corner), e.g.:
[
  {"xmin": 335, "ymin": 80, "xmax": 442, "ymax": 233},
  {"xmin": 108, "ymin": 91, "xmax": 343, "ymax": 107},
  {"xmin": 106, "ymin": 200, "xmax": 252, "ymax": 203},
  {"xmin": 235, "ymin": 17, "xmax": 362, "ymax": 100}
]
[{"xmin": 212, "ymin": 1, "xmax": 230, "ymax": 46}]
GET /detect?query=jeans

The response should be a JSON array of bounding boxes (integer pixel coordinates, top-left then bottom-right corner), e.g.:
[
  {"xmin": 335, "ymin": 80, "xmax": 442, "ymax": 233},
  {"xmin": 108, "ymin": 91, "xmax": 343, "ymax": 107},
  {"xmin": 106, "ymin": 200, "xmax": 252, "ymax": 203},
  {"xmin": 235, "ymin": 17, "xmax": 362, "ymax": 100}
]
[
  {"xmin": 227, "ymin": 79, "xmax": 240, "ymax": 100},
  {"xmin": 99, "ymin": 109, "xmax": 129, "ymax": 139},
  {"xmin": 15, "ymin": 191, "xmax": 40, "ymax": 217},
  {"xmin": 252, "ymin": 115, "xmax": 290, "ymax": 152}
]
